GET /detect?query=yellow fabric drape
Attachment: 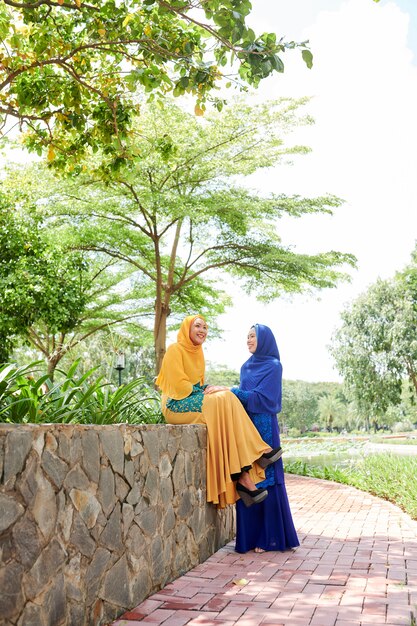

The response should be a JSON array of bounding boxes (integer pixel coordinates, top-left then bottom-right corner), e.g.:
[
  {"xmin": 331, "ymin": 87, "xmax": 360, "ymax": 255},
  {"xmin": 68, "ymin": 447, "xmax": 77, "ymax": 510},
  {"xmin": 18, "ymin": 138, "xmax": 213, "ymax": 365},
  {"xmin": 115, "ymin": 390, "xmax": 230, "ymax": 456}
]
[
  {"xmin": 156, "ymin": 314, "xmax": 205, "ymax": 400},
  {"xmin": 156, "ymin": 314, "xmax": 270, "ymax": 508}
]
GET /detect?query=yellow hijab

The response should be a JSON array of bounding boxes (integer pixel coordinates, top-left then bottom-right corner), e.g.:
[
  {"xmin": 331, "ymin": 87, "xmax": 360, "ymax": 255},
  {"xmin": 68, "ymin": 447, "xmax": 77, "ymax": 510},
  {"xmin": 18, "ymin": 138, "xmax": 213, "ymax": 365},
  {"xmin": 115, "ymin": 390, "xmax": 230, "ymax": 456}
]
[{"xmin": 155, "ymin": 315, "xmax": 206, "ymax": 399}]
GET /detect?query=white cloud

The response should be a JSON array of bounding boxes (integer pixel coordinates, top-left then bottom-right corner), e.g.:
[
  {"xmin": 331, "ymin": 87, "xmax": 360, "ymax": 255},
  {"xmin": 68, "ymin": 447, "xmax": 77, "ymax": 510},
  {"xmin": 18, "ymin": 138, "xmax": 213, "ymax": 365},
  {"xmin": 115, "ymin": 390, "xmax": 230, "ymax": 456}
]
[{"xmin": 203, "ymin": 0, "xmax": 417, "ymax": 382}]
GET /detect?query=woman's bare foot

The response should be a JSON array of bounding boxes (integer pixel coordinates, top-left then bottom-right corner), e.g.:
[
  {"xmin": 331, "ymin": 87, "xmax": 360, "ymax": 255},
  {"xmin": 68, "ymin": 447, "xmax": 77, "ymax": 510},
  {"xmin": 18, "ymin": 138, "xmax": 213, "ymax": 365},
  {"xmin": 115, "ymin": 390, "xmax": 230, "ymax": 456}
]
[
  {"xmin": 237, "ymin": 471, "xmax": 258, "ymax": 492},
  {"xmin": 254, "ymin": 547, "xmax": 265, "ymax": 553}
]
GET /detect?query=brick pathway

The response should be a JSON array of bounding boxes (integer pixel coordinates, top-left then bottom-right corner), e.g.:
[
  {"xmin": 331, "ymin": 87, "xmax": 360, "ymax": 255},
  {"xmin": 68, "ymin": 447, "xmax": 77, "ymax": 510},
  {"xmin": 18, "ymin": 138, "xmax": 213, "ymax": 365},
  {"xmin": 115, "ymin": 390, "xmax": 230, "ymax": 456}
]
[{"xmin": 110, "ymin": 475, "xmax": 417, "ymax": 626}]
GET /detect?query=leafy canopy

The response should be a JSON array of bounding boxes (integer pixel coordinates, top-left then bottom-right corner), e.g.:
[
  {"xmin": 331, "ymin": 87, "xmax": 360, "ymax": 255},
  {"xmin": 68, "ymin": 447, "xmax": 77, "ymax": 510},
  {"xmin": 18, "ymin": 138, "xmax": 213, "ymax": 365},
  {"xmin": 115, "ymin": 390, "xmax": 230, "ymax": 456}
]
[
  {"xmin": 15, "ymin": 97, "xmax": 356, "ymax": 372},
  {"xmin": 0, "ymin": 178, "xmax": 146, "ymax": 372},
  {"xmin": 0, "ymin": 0, "xmax": 312, "ymax": 164},
  {"xmin": 330, "ymin": 249, "xmax": 417, "ymax": 421}
]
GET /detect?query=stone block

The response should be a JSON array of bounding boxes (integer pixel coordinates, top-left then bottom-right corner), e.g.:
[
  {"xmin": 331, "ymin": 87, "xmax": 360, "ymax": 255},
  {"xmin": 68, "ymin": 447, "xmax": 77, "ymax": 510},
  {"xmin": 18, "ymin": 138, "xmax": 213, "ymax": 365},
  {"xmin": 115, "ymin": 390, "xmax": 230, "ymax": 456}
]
[
  {"xmin": 85, "ymin": 547, "xmax": 111, "ymax": 605},
  {"xmin": 4, "ymin": 430, "xmax": 33, "ymax": 483},
  {"xmin": 98, "ymin": 465, "xmax": 116, "ymax": 517},
  {"xmin": 143, "ymin": 466, "xmax": 159, "ymax": 506},
  {"xmin": 167, "ymin": 426, "xmax": 181, "ymax": 461},
  {"xmin": 139, "ymin": 451, "xmax": 149, "ymax": 476},
  {"xmin": 114, "ymin": 473, "xmax": 129, "ymax": 501},
  {"xmin": 126, "ymin": 483, "xmax": 141, "ymax": 506},
  {"xmin": 126, "ymin": 523, "xmax": 147, "ymax": 560},
  {"xmin": 17, "ymin": 453, "xmax": 39, "ymax": 507},
  {"xmin": 136, "ymin": 507, "xmax": 158, "ymax": 537},
  {"xmin": 163, "ymin": 504, "xmax": 176, "ymax": 535},
  {"xmin": 141, "ymin": 429, "xmax": 160, "ymax": 465},
  {"xmin": 12, "ymin": 514, "xmax": 43, "ymax": 569},
  {"xmin": 122, "ymin": 503, "xmax": 134, "ymax": 539},
  {"xmin": 17, "ymin": 601, "xmax": 43, "ymax": 626},
  {"xmin": 99, "ymin": 502, "xmax": 123, "ymax": 552},
  {"xmin": 184, "ymin": 452, "xmax": 193, "ymax": 485},
  {"xmin": 189, "ymin": 507, "xmax": 206, "ymax": 544},
  {"xmin": 101, "ymin": 554, "xmax": 131, "ymax": 607},
  {"xmin": 172, "ymin": 452, "xmax": 186, "ymax": 494},
  {"xmin": 159, "ymin": 453, "xmax": 172, "ymax": 479},
  {"xmin": 0, "ymin": 560, "xmax": 24, "ymax": 619},
  {"xmin": 99, "ymin": 428, "xmax": 124, "ymax": 475},
  {"xmin": 151, "ymin": 535, "xmax": 165, "ymax": 586},
  {"xmin": 57, "ymin": 430, "xmax": 71, "ymax": 463},
  {"xmin": 41, "ymin": 449, "xmax": 68, "ymax": 489},
  {"xmin": 65, "ymin": 553, "xmax": 83, "ymax": 601},
  {"xmin": 130, "ymin": 557, "xmax": 152, "ymax": 607},
  {"xmin": 81, "ymin": 428, "xmax": 100, "ymax": 484},
  {"xmin": 181, "ymin": 426, "xmax": 199, "ymax": 454},
  {"xmin": 0, "ymin": 493, "xmax": 24, "ymax": 532},
  {"xmin": 178, "ymin": 489, "xmax": 192, "ymax": 518},
  {"xmin": 69, "ymin": 432, "xmax": 82, "ymax": 465},
  {"xmin": 69, "ymin": 488, "xmax": 102, "ymax": 529},
  {"xmin": 124, "ymin": 458, "xmax": 134, "ymax": 487},
  {"xmin": 23, "ymin": 537, "xmax": 67, "ymax": 600},
  {"xmin": 64, "ymin": 463, "xmax": 90, "ymax": 491},
  {"xmin": 70, "ymin": 512, "xmax": 96, "ymax": 557},
  {"xmin": 57, "ymin": 494, "xmax": 73, "ymax": 543},
  {"xmin": 68, "ymin": 601, "xmax": 86, "ymax": 626},
  {"xmin": 41, "ymin": 572, "xmax": 67, "ymax": 626},
  {"xmin": 31, "ymin": 470, "xmax": 57, "ymax": 541},
  {"xmin": 130, "ymin": 438, "xmax": 144, "ymax": 458},
  {"xmin": 0, "ymin": 528, "xmax": 14, "ymax": 564},
  {"xmin": 160, "ymin": 476, "xmax": 173, "ymax": 505}
]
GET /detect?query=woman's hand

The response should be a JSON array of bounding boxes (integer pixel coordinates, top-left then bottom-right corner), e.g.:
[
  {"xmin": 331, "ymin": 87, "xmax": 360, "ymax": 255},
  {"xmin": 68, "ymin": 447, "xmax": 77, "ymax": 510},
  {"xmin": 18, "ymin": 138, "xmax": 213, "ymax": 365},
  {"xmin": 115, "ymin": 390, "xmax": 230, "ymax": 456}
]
[{"xmin": 203, "ymin": 385, "xmax": 229, "ymax": 395}]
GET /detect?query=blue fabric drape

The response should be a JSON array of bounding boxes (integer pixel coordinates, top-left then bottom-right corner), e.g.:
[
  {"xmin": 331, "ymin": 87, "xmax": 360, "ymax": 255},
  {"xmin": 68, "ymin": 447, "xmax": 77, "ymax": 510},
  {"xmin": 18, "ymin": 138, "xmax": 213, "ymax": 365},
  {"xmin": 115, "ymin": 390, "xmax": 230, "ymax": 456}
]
[
  {"xmin": 239, "ymin": 324, "xmax": 282, "ymax": 414},
  {"xmin": 234, "ymin": 323, "xmax": 299, "ymax": 553}
]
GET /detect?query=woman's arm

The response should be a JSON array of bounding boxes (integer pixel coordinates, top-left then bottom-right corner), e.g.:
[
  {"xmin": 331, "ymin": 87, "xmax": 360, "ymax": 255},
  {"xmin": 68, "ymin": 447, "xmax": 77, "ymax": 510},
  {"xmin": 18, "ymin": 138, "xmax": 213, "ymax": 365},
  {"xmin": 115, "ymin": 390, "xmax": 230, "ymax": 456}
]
[
  {"xmin": 160, "ymin": 344, "xmax": 194, "ymax": 400},
  {"xmin": 233, "ymin": 361, "xmax": 282, "ymax": 413}
]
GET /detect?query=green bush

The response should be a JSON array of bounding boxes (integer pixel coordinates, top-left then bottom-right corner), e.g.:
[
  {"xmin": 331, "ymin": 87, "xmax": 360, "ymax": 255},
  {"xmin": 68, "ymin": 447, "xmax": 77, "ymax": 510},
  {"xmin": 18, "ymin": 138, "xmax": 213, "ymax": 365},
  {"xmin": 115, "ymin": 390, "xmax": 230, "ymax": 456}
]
[{"xmin": 0, "ymin": 361, "xmax": 164, "ymax": 425}]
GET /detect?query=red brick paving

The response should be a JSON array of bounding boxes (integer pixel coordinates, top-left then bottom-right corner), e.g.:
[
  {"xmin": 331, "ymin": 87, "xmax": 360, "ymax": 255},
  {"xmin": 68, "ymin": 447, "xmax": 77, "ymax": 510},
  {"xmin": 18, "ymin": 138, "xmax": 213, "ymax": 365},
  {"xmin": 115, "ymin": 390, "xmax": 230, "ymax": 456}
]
[{"xmin": 110, "ymin": 475, "xmax": 417, "ymax": 626}]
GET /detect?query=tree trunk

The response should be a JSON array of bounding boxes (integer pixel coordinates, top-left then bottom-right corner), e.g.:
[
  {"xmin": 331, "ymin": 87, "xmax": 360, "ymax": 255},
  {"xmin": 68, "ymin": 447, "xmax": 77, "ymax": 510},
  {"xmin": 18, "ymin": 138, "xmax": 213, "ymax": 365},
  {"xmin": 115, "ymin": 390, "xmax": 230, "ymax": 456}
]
[
  {"xmin": 153, "ymin": 218, "xmax": 183, "ymax": 376},
  {"xmin": 405, "ymin": 357, "xmax": 417, "ymax": 397},
  {"xmin": 154, "ymin": 304, "xmax": 170, "ymax": 376},
  {"xmin": 47, "ymin": 355, "xmax": 60, "ymax": 381}
]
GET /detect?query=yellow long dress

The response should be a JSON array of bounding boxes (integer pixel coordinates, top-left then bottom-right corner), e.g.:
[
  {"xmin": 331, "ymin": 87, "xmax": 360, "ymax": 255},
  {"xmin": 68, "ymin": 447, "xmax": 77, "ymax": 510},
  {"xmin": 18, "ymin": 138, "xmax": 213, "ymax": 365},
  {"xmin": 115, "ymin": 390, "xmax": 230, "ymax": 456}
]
[{"xmin": 156, "ymin": 315, "xmax": 270, "ymax": 508}]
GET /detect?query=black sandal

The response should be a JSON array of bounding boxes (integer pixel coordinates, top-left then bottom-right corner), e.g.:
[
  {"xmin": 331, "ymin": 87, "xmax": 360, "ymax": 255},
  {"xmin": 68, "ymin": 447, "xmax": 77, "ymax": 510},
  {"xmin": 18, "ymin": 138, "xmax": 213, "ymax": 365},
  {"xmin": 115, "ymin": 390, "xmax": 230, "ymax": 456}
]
[
  {"xmin": 236, "ymin": 483, "xmax": 268, "ymax": 507},
  {"xmin": 257, "ymin": 446, "xmax": 283, "ymax": 469}
]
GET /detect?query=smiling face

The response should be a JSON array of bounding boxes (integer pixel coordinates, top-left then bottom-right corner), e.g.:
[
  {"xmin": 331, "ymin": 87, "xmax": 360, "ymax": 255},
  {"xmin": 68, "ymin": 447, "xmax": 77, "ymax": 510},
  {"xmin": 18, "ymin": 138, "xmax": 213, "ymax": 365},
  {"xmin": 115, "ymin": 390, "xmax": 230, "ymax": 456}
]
[
  {"xmin": 189, "ymin": 317, "xmax": 208, "ymax": 345},
  {"xmin": 247, "ymin": 327, "xmax": 257, "ymax": 353}
]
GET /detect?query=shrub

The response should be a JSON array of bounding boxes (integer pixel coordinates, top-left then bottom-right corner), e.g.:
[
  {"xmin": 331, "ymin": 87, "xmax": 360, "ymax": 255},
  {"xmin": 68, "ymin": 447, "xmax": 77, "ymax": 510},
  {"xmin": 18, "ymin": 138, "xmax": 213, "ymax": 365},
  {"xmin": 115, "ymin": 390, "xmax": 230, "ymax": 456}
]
[{"xmin": 0, "ymin": 361, "xmax": 164, "ymax": 425}]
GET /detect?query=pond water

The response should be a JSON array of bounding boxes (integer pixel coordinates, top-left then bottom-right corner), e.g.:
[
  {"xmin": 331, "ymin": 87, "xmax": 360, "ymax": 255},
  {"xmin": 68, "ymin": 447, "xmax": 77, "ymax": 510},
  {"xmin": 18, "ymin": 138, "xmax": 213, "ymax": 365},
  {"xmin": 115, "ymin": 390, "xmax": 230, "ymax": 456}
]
[
  {"xmin": 284, "ymin": 449, "xmax": 364, "ymax": 469},
  {"xmin": 284, "ymin": 441, "xmax": 417, "ymax": 469}
]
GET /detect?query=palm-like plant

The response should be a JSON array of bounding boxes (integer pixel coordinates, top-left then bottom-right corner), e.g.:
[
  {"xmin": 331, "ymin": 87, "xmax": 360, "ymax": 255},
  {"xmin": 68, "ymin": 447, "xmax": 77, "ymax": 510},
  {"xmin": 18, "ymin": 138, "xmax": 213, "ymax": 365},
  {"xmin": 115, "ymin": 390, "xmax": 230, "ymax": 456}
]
[{"xmin": 0, "ymin": 361, "xmax": 163, "ymax": 424}]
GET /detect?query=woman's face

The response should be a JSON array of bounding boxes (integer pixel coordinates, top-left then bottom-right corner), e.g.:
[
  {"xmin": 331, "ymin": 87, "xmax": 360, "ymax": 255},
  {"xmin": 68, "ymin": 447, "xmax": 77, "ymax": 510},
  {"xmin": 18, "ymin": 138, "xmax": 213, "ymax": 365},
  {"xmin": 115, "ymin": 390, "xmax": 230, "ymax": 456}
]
[
  {"xmin": 189, "ymin": 317, "xmax": 208, "ymax": 345},
  {"xmin": 247, "ymin": 328, "xmax": 257, "ymax": 353}
]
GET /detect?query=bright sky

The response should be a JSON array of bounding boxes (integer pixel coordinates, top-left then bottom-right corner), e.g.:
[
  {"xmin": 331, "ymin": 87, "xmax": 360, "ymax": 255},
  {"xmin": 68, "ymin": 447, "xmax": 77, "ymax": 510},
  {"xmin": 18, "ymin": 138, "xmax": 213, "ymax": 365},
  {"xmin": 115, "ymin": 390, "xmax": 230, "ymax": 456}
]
[{"xmin": 203, "ymin": 0, "xmax": 417, "ymax": 382}]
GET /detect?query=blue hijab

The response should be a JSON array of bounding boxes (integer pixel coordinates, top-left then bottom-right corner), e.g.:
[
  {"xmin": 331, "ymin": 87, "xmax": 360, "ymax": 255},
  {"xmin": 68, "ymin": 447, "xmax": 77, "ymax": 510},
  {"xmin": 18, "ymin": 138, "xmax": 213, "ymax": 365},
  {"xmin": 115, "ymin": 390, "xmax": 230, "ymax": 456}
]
[{"xmin": 240, "ymin": 324, "xmax": 283, "ymax": 414}]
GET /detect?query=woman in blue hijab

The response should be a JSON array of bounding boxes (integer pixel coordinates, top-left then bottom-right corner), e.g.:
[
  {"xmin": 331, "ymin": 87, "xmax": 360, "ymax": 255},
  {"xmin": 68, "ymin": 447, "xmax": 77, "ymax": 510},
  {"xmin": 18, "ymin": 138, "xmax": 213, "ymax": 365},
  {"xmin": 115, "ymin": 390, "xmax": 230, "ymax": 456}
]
[{"xmin": 231, "ymin": 324, "xmax": 299, "ymax": 553}]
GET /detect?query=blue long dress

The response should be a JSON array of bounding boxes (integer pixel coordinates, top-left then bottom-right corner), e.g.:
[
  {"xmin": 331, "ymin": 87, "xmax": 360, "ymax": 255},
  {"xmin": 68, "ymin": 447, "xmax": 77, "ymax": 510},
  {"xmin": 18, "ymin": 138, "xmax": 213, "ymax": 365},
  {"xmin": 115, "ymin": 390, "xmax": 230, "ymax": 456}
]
[{"xmin": 231, "ymin": 324, "xmax": 299, "ymax": 553}]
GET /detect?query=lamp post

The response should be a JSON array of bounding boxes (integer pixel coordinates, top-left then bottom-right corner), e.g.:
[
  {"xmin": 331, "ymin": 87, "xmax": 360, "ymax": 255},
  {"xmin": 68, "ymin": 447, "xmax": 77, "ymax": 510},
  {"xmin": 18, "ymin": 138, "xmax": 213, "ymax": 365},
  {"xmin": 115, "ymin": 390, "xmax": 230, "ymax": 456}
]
[{"xmin": 114, "ymin": 352, "xmax": 125, "ymax": 386}]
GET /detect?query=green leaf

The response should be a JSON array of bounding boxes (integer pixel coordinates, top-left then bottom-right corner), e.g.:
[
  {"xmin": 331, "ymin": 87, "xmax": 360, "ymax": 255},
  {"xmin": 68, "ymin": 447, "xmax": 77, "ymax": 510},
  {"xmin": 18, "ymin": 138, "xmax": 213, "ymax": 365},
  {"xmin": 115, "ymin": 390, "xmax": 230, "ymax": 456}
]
[{"xmin": 302, "ymin": 48, "xmax": 313, "ymax": 69}]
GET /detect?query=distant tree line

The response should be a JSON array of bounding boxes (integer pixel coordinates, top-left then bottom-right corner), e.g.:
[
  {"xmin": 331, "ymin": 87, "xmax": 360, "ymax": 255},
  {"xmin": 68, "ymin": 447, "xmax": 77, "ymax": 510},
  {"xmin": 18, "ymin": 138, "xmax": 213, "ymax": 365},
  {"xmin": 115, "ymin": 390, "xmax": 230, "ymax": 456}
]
[{"xmin": 330, "ymin": 246, "xmax": 417, "ymax": 433}]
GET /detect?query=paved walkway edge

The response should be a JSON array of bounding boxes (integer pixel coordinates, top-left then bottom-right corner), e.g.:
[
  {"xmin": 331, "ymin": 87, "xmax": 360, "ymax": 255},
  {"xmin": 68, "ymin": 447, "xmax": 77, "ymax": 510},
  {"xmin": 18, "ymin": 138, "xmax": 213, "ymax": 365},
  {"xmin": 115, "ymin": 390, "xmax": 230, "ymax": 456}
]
[{"xmin": 110, "ymin": 474, "xmax": 417, "ymax": 626}]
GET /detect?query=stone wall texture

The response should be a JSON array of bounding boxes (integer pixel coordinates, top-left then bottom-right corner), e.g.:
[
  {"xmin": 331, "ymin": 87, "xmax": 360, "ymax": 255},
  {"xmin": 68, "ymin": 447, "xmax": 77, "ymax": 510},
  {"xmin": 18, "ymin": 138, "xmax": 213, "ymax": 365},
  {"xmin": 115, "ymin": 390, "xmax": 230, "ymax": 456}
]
[{"xmin": 0, "ymin": 423, "xmax": 235, "ymax": 626}]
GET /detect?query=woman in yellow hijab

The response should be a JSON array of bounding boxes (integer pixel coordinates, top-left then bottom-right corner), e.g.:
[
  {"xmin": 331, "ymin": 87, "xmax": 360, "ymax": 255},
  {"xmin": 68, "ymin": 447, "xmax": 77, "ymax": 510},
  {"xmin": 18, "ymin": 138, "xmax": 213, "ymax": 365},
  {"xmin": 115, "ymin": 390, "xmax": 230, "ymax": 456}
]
[{"xmin": 156, "ymin": 315, "xmax": 282, "ymax": 509}]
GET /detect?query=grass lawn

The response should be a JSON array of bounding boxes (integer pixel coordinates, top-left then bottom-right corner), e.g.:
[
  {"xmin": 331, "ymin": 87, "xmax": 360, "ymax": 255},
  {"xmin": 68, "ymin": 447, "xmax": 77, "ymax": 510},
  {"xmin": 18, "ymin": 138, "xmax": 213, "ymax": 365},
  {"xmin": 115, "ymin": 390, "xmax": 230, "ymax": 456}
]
[{"xmin": 282, "ymin": 437, "xmax": 417, "ymax": 521}]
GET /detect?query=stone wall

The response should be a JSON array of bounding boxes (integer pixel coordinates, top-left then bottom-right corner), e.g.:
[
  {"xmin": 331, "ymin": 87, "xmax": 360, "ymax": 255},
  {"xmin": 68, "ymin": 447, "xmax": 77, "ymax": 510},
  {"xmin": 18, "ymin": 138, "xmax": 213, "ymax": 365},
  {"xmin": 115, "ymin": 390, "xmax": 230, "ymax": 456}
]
[{"xmin": 0, "ymin": 423, "xmax": 235, "ymax": 626}]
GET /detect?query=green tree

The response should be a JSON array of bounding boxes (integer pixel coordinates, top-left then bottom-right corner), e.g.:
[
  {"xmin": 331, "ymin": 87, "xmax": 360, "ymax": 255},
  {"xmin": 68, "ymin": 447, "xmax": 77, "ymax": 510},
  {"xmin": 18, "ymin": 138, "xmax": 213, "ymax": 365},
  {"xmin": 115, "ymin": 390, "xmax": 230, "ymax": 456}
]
[
  {"xmin": 330, "ymin": 257, "xmax": 417, "ymax": 427},
  {"xmin": 205, "ymin": 363, "xmax": 240, "ymax": 387},
  {"xmin": 0, "ymin": 0, "xmax": 312, "ymax": 164},
  {"xmin": 280, "ymin": 380, "xmax": 320, "ymax": 433},
  {"xmin": 0, "ymin": 190, "xmax": 144, "ymax": 376},
  {"xmin": 317, "ymin": 393, "xmax": 345, "ymax": 432},
  {"xmin": 29, "ymin": 98, "xmax": 355, "ymax": 372}
]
